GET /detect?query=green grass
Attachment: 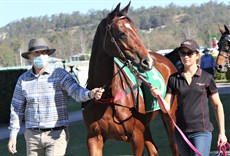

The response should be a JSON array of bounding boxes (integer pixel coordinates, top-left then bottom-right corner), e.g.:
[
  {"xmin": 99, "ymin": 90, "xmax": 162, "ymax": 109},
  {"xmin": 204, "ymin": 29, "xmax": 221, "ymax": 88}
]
[
  {"xmin": 0, "ymin": 94, "xmax": 229, "ymax": 155},
  {"xmin": 67, "ymin": 97, "xmax": 82, "ymax": 112},
  {"xmin": 215, "ymin": 79, "xmax": 230, "ymax": 83}
]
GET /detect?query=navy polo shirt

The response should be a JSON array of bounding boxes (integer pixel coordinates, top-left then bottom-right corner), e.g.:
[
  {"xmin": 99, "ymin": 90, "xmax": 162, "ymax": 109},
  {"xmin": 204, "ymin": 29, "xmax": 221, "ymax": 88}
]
[{"xmin": 167, "ymin": 68, "xmax": 217, "ymax": 132}]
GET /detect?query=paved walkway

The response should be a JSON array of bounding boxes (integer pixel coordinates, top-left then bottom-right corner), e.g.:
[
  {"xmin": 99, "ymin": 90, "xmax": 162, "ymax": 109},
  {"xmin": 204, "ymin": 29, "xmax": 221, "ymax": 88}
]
[{"xmin": 1, "ymin": 83, "xmax": 229, "ymax": 140}]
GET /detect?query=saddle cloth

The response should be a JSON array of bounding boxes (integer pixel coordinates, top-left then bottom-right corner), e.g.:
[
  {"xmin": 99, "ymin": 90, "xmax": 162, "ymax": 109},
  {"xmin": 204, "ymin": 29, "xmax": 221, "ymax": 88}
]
[{"xmin": 114, "ymin": 58, "xmax": 166, "ymax": 112}]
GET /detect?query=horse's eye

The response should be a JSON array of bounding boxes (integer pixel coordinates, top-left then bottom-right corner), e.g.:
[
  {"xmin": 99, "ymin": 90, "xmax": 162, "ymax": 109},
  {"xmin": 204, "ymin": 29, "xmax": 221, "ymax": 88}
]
[{"xmin": 119, "ymin": 32, "xmax": 126, "ymax": 39}]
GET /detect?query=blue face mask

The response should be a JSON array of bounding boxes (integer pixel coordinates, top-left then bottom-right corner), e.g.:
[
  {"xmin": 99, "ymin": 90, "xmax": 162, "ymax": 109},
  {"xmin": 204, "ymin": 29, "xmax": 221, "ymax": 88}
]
[{"xmin": 33, "ymin": 55, "xmax": 49, "ymax": 68}]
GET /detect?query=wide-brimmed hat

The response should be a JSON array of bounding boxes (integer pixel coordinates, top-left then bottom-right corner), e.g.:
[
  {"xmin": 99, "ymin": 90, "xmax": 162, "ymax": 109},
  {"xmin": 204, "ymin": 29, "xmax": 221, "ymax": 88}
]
[
  {"xmin": 202, "ymin": 48, "xmax": 209, "ymax": 53},
  {"xmin": 179, "ymin": 39, "xmax": 200, "ymax": 52},
  {"xmin": 21, "ymin": 38, "xmax": 56, "ymax": 59}
]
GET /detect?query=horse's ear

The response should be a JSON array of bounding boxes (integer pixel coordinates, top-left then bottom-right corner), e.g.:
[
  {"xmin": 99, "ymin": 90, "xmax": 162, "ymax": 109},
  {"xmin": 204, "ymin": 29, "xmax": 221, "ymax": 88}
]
[
  {"xmin": 109, "ymin": 3, "xmax": 121, "ymax": 19},
  {"xmin": 121, "ymin": 1, "xmax": 131, "ymax": 15},
  {"xmin": 219, "ymin": 25, "xmax": 225, "ymax": 34},
  {"xmin": 224, "ymin": 25, "xmax": 230, "ymax": 34}
]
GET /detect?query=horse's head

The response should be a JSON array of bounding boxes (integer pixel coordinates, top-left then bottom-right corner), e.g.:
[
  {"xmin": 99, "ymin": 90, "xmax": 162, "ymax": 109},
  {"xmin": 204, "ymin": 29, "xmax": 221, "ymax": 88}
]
[
  {"xmin": 102, "ymin": 2, "xmax": 153, "ymax": 72},
  {"xmin": 216, "ymin": 25, "xmax": 230, "ymax": 72}
]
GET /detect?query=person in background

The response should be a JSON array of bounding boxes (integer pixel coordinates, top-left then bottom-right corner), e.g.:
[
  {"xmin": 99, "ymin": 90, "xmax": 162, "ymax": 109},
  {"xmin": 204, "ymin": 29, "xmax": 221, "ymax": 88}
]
[
  {"xmin": 212, "ymin": 37, "xmax": 218, "ymax": 49},
  {"xmin": 150, "ymin": 39, "xmax": 227, "ymax": 156},
  {"xmin": 200, "ymin": 48, "xmax": 216, "ymax": 76},
  {"xmin": 7, "ymin": 38, "xmax": 105, "ymax": 156}
]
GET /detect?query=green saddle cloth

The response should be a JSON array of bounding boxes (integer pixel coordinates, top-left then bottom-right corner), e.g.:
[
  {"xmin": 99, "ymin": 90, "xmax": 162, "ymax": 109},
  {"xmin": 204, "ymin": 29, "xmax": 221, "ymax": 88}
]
[{"xmin": 115, "ymin": 58, "xmax": 166, "ymax": 112}]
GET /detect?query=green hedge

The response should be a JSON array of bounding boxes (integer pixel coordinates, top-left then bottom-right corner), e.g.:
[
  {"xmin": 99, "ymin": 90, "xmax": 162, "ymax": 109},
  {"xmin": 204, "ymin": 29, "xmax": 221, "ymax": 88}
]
[{"xmin": 0, "ymin": 69, "xmax": 27, "ymax": 124}]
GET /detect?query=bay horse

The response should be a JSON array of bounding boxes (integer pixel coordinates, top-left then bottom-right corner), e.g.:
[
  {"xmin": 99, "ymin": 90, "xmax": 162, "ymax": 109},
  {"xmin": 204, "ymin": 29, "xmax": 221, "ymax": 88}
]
[
  {"xmin": 82, "ymin": 2, "xmax": 179, "ymax": 156},
  {"xmin": 216, "ymin": 25, "xmax": 230, "ymax": 73}
]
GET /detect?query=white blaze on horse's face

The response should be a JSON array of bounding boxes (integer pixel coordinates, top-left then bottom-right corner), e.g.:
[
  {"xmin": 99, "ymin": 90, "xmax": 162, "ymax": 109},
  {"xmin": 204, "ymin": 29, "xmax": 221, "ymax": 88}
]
[
  {"xmin": 121, "ymin": 22, "xmax": 153, "ymax": 72},
  {"xmin": 124, "ymin": 23, "xmax": 135, "ymax": 33}
]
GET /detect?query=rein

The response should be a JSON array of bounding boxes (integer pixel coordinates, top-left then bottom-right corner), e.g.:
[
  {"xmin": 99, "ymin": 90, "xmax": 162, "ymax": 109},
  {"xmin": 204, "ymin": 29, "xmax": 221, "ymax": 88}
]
[{"xmin": 96, "ymin": 59, "xmax": 139, "ymax": 105}]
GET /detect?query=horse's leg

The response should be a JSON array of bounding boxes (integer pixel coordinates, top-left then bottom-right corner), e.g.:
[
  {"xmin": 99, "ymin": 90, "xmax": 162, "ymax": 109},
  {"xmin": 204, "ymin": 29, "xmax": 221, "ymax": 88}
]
[
  {"xmin": 87, "ymin": 135, "xmax": 104, "ymax": 156},
  {"xmin": 144, "ymin": 127, "xmax": 158, "ymax": 156},
  {"xmin": 160, "ymin": 112, "xmax": 179, "ymax": 156},
  {"xmin": 130, "ymin": 129, "xmax": 145, "ymax": 156},
  {"xmin": 144, "ymin": 111, "xmax": 159, "ymax": 156}
]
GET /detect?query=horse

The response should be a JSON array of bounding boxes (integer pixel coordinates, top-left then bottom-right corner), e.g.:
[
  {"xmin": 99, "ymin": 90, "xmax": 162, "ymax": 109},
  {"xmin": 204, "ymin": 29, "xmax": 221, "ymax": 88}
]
[
  {"xmin": 82, "ymin": 2, "xmax": 179, "ymax": 156},
  {"xmin": 216, "ymin": 25, "xmax": 230, "ymax": 73},
  {"xmin": 165, "ymin": 47, "xmax": 183, "ymax": 72}
]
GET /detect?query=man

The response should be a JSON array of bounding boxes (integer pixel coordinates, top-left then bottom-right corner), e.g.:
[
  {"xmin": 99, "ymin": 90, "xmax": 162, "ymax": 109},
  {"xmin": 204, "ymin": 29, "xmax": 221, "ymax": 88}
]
[
  {"xmin": 200, "ymin": 48, "xmax": 216, "ymax": 76},
  {"xmin": 8, "ymin": 38, "xmax": 104, "ymax": 155}
]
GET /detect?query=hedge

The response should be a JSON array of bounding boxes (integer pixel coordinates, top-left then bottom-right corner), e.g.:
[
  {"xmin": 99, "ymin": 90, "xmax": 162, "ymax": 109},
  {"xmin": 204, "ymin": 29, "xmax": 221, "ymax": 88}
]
[{"xmin": 0, "ymin": 69, "xmax": 27, "ymax": 124}]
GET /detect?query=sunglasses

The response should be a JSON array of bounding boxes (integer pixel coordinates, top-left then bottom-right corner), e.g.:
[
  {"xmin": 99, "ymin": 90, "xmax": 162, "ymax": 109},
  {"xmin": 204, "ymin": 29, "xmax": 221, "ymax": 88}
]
[{"xmin": 179, "ymin": 50, "xmax": 196, "ymax": 57}]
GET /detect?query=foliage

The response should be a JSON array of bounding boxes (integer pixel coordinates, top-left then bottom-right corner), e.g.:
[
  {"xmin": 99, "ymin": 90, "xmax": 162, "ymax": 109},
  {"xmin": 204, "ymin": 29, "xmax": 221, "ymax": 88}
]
[
  {"xmin": 0, "ymin": 46, "xmax": 16, "ymax": 67},
  {"xmin": 226, "ymin": 70, "xmax": 230, "ymax": 80},
  {"xmin": 214, "ymin": 70, "xmax": 227, "ymax": 80},
  {"xmin": 0, "ymin": 2, "xmax": 230, "ymax": 67}
]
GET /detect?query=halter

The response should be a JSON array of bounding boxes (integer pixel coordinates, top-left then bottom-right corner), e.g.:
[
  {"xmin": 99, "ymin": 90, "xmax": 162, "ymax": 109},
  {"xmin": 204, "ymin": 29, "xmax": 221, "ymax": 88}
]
[
  {"xmin": 103, "ymin": 15, "xmax": 128, "ymax": 61},
  {"xmin": 218, "ymin": 34, "xmax": 230, "ymax": 68}
]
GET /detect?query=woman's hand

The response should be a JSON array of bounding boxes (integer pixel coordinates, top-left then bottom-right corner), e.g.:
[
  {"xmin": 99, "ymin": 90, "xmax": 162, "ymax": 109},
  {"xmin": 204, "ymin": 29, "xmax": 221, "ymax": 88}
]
[
  {"xmin": 217, "ymin": 133, "xmax": 227, "ymax": 147},
  {"xmin": 150, "ymin": 87, "xmax": 161, "ymax": 98}
]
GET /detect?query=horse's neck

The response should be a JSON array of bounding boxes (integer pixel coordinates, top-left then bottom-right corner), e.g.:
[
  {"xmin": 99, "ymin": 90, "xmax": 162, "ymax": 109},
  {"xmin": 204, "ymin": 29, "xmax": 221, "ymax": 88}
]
[{"xmin": 87, "ymin": 53, "xmax": 114, "ymax": 89}]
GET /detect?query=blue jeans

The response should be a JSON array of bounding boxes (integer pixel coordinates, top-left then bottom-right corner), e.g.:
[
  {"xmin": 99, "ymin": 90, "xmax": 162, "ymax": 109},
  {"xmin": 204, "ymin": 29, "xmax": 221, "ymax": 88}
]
[{"xmin": 175, "ymin": 130, "xmax": 212, "ymax": 156}]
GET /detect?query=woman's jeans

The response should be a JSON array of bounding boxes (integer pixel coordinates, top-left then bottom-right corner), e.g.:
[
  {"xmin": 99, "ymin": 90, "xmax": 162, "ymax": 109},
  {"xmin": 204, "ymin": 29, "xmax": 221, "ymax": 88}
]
[{"xmin": 175, "ymin": 130, "xmax": 212, "ymax": 156}]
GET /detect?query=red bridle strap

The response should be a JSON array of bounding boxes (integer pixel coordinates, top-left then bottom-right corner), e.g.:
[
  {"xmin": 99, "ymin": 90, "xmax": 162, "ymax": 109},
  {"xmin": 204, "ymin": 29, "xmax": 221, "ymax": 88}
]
[{"xmin": 96, "ymin": 84, "xmax": 138, "ymax": 105}]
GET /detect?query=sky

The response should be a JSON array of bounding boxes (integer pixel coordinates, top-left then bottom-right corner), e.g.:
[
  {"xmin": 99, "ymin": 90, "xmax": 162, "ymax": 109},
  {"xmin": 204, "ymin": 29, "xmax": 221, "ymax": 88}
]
[{"xmin": 0, "ymin": 0, "xmax": 229, "ymax": 28}]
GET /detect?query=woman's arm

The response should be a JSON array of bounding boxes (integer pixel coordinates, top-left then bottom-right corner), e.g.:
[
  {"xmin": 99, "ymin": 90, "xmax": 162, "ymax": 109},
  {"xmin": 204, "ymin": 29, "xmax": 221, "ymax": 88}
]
[{"xmin": 209, "ymin": 92, "xmax": 228, "ymax": 147}]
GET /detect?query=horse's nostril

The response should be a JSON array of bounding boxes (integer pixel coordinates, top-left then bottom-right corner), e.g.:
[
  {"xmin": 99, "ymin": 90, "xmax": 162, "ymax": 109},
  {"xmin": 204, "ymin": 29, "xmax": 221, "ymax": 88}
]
[
  {"xmin": 216, "ymin": 65, "xmax": 222, "ymax": 69},
  {"xmin": 141, "ymin": 57, "xmax": 152, "ymax": 70}
]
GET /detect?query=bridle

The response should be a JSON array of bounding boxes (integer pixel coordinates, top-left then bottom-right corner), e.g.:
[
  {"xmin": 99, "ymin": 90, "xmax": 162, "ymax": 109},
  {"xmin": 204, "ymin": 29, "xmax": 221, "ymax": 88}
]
[
  {"xmin": 217, "ymin": 34, "xmax": 230, "ymax": 68},
  {"xmin": 103, "ymin": 15, "xmax": 129, "ymax": 62},
  {"xmin": 101, "ymin": 15, "xmax": 140, "ymax": 91},
  {"xmin": 98, "ymin": 15, "xmax": 142, "ymax": 120}
]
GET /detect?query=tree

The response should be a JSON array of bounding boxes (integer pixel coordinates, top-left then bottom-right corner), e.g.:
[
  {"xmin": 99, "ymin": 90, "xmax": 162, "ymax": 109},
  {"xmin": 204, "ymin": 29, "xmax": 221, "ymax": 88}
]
[{"xmin": 0, "ymin": 46, "xmax": 16, "ymax": 67}]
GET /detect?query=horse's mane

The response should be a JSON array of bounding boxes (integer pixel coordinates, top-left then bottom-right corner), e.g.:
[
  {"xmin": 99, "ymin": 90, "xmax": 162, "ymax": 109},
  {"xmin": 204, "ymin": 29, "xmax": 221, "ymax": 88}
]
[{"xmin": 88, "ymin": 18, "xmax": 106, "ymax": 70}]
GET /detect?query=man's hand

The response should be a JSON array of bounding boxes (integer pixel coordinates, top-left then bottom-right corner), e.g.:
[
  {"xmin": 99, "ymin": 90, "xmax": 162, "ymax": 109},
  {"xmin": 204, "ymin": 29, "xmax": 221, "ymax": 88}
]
[
  {"xmin": 8, "ymin": 137, "xmax": 17, "ymax": 154},
  {"xmin": 90, "ymin": 88, "xmax": 105, "ymax": 100}
]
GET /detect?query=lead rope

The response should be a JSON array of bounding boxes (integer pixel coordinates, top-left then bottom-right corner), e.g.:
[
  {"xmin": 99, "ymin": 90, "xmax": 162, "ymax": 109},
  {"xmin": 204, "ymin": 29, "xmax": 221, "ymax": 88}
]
[{"xmin": 217, "ymin": 142, "xmax": 230, "ymax": 156}]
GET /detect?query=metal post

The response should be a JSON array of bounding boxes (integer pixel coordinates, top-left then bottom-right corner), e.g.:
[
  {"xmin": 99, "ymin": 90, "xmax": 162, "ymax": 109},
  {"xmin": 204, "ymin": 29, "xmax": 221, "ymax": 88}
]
[{"xmin": 19, "ymin": 49, "xmax": 23, "ymax": 66}]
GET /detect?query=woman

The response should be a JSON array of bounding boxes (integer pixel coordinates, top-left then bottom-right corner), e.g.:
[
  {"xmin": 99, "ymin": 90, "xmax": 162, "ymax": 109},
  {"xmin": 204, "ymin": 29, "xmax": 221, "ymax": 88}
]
[{"xmin": 150, "ymin": 39, "xmax": 227, "ymax": 156}]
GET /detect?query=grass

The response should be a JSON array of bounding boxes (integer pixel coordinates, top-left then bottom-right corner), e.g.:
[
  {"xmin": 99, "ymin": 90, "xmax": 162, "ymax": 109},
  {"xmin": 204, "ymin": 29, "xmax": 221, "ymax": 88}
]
[
  {"xmin": 0, "ymin": 94, "xmax": 229, "ymax": 155},
  {"xmin": 67, "ymin": 97, "xmax": 82, "ymax": 112},
  {"xmin": 215, "ymin": 79, "xmax": 230, "ymax": 83}
]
